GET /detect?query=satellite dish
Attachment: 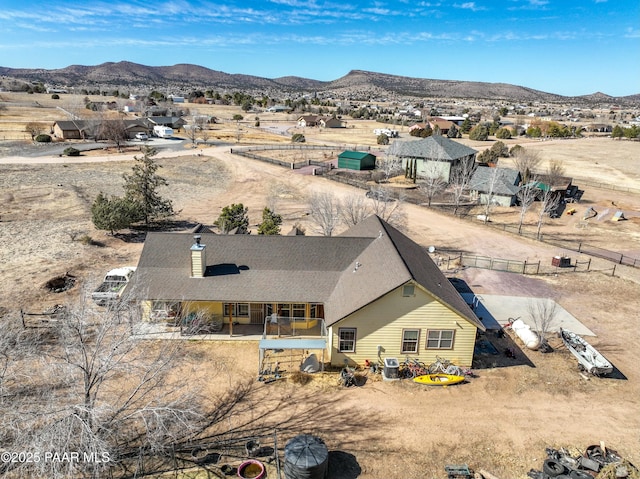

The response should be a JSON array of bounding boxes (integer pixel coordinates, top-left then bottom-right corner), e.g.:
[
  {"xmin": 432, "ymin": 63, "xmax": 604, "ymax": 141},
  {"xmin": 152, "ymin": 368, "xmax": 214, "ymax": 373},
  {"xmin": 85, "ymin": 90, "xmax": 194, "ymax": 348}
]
[{"xmin": 428, "ymin": 246, "xmax": 436, "ymax": 253}]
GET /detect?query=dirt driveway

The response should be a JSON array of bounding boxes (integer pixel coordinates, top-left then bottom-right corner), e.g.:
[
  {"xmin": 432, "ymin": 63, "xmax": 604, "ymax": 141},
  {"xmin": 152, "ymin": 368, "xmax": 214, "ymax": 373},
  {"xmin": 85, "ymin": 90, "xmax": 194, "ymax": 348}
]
[{"xmin": 1, "ymin": 144, "xmax": 639, "ymax": 478}]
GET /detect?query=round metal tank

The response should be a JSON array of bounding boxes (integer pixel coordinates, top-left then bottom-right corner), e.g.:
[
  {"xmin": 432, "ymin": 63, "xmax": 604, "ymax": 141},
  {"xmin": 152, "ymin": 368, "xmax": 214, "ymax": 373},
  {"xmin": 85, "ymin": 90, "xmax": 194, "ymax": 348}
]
[
  {"xmin": 511, "ymin": 319, "xmax": 541, "ymax": 350},
  {"xmin": 283, "ymin": 434, "xmax": 329, "ymax": 479}
]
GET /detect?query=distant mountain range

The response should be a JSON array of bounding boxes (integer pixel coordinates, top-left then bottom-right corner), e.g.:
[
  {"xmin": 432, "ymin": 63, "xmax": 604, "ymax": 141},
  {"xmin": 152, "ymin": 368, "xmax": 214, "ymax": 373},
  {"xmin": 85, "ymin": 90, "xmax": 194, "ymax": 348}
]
[{"xmin": 1, "ymin": 61, "xmax": 638, "ymax": 104}]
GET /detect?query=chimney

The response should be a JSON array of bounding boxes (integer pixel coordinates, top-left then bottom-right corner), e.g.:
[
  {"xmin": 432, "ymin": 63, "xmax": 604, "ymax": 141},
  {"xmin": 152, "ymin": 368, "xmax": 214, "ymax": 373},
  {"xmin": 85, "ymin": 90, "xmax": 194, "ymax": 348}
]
[{"xmin": 190, "ymin": 235, "xmax": 206, "ymax": 278}]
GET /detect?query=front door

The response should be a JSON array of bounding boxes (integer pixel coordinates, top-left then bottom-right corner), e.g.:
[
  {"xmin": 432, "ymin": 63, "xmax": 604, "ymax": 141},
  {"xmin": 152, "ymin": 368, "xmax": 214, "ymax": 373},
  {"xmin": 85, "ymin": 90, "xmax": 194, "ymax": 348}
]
[{"xmin": 250, "ymin": 303, "xmax": 264, "ymax": 324}]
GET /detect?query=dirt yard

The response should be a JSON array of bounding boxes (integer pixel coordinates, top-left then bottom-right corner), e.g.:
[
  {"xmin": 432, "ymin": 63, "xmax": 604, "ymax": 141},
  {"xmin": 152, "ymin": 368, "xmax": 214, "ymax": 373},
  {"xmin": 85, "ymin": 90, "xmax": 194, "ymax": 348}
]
[
  {"xmin": 1, "ymin": 103, "xmax": 640, "ymax": 477},
  {"xmin": 0, "ymin": 140, "xmax": 640, "ymax": 479}
]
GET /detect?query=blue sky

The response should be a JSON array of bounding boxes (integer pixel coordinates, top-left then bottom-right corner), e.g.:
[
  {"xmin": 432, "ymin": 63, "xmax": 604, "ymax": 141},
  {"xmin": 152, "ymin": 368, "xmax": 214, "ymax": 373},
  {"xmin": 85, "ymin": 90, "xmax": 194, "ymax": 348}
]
[{"xmin": 0, "ymin": 0, "xmax": 638, "ymax": 97}]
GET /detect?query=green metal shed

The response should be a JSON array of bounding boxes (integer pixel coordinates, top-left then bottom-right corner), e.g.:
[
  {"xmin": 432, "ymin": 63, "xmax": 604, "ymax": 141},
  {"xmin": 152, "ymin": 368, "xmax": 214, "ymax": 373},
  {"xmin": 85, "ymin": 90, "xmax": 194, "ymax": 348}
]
[{"xmin": 337, "ymin": 150, "xmax": 376, "ymax": 170}]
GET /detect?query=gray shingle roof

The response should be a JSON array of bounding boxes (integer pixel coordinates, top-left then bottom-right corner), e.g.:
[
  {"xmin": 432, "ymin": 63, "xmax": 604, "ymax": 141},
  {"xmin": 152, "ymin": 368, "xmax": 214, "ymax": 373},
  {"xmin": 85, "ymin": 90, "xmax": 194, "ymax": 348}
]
[
  {"xmin": 470, "ymin": 166, "xmax": 521, "ymax": 196},
  {"xmin": 387, "ymin": 136, "xmax": 477, "ymax": 161},
  {"xmin": 131, "ymin": 215, "xmax": 483, "ymax": 330}
]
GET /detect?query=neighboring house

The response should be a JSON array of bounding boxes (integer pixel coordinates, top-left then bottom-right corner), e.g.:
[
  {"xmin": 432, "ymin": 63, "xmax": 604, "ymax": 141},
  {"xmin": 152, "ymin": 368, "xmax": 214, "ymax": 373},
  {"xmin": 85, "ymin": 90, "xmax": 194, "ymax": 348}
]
[
  {"xmin": 337, "ymin": 151, "xmax": 376, "ymax": 170},
  {"xmin": 53, "ymin": 120, "xmax": 91, "ymax": 140},
  {"xmin": 266, "ymin": 105, "xmax": 287, "ymax": 112},
  {"xmin": 297, "ymin": 115, "xmax": 320, "ymax": 128},
  {"xmin": 388, "ymin": 136, "xmax": 478, "ymax": 183},
  {"xmin": 53, "ymin": 119, "xmax": 150, "ymax": 140},
  {"xmin": 319, "ymin": 117, "xmax": 345, "ymax": 128},
  {"xmin": 427, "ymin": 118, "xmax": 457, "ymax": 135},
  {"xmin": 145, "ymin": 116, "xmax": 187, "ymax": 130},
  {"xmin": 129, "ymin": 215, "xmax": 485, "ymax": 368},
  {"xmin": 469, "ymin": 166, "xmax": 521, "ymax": 207}
]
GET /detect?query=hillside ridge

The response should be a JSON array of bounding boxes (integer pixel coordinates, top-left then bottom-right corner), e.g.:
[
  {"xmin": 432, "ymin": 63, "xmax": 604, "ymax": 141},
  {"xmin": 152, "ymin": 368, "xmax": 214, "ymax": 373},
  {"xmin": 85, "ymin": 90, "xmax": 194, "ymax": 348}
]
[{"xmin": 1, "ymin": 61, "xmax": 638, "ymax": 103}]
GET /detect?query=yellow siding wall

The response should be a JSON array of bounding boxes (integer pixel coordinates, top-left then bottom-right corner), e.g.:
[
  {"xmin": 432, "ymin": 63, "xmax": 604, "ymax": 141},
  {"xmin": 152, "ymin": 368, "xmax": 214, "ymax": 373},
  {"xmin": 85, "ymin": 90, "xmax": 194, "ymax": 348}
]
[
  {"xmin": 183, "ymin": 301, "xmax": 223, "ymax": 317},
  {"xmin": 141, "ymin": 301, "xmax": 152, "ymax": 321},
  {"xmin": 330, "ymin": 284, "xmax": 477, "ymax": 367}
]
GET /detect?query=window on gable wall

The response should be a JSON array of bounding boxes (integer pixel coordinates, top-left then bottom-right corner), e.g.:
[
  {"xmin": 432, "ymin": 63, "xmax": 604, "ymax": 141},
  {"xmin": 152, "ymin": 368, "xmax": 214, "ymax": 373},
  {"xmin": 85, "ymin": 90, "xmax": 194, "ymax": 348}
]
[
  {"xmin": 402, "ymin": 284, "xmax": 415, "ymax": 296},
  {"xmin": 338, "ymin": 328, "xmax": 356, "ymax": 353},
  {"xmin": 426, "ymin": 329, "xmax": 455, "ymax": 349},
  {"xmin": 401, "ymin": 329, "xmax": 420, "ymax": 354}
]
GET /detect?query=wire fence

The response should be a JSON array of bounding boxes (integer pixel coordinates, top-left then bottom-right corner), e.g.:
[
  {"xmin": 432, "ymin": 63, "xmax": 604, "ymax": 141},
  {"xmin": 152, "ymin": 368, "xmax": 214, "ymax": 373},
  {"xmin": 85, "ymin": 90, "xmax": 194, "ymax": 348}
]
[{"xmin": 439, "ymin": 252, "xmax": 616, "ymax": 277}]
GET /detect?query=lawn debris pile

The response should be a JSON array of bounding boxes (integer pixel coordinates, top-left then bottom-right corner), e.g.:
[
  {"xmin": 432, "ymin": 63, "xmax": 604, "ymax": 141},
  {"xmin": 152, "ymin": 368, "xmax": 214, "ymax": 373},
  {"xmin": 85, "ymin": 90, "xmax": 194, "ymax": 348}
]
[{"xmin": 527, "ymin": 444, "xmax": 638, "ymax": 479}]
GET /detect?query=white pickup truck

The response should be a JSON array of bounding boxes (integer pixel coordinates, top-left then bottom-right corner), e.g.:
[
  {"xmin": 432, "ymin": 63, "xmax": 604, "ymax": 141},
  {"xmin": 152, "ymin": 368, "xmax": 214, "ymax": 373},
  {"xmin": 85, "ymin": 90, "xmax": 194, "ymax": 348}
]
[{"xmin": 91, "ymin": 267, "xmax": 136, "ymax": 306}]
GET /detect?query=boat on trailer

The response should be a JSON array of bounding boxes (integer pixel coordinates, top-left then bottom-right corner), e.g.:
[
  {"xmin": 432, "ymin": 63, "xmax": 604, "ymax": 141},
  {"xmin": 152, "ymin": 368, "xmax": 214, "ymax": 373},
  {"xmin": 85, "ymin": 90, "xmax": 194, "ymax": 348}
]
[
  {"xmin": 413, "ymin": 373, "xmax": 466, "ymax": 386},
  {"xmin": 559, "ymin": 328, "xmax": 613, "ymax": 376}
]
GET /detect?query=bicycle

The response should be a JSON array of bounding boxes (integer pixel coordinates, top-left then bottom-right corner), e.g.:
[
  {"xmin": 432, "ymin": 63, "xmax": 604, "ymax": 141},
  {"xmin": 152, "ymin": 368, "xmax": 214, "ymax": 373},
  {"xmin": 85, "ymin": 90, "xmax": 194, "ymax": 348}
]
[{"xmin": 400, "ymin": 356, "xmax": 429, "ymax": 378}]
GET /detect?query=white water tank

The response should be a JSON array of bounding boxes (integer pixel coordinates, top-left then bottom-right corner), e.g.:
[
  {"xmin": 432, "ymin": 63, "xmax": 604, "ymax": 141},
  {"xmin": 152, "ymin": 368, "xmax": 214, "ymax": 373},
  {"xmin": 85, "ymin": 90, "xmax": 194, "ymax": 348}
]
[{"xmin": 511, "ymin": 319, "xmax": 541, "ymax": 350}]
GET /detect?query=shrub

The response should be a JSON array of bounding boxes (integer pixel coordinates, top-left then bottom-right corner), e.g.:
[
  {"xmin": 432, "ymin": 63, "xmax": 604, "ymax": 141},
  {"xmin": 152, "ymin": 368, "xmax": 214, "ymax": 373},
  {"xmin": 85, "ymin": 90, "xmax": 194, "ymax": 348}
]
[
  {"xmin": 51, "ymin": 94, "xmax": 60, "ymax": 99},
  {"xmin": 377, "ymin": 133, "xmax": 389, "ymax": 145},
  {"xmin": 468, "ymin": 124, "xmax": 489, "ymax": 141},
  {"xmin": 291, "ymin": 133, "xmax": 306, "ymax": 143},
  {"xmin": 495, "ymin": 127, "xmax": 512, "ymax": 139},
  {"xmin": 63, "ymin": 147, "xmax": 80, "ymax": 157},
  {"xmin": 78, "ymin": 234, "xmax": 95, "ymax": 245},
  {"xmin": 34, "ymin": 134, "xmax": 52, "ymax": 143}
]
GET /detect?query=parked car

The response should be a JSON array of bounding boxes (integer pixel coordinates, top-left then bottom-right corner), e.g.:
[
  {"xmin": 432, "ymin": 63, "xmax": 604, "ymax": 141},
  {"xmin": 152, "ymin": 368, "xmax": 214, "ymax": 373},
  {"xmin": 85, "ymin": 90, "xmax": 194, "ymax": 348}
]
[
  {"xmin": 135, "ymin": 132, "xmax": 149, "ymax": 141},
  {"xmin": 91, "ymin": 267, "xmax": 136, "ymax": 306}
]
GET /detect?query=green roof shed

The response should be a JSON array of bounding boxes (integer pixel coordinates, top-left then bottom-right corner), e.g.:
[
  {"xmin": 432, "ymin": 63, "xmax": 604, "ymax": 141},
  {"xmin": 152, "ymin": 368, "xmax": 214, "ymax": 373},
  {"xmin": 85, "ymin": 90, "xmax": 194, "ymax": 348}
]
[{"xmin": 337, "ymin": 150, "xmax": 376, "ymax": 170}]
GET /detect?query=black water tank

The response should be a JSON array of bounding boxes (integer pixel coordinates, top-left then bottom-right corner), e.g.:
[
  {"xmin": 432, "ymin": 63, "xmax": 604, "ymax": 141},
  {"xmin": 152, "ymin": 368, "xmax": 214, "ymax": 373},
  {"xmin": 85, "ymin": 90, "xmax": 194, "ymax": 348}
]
[{"xmin": 283, "ymin": 434, "xmax": 329, "ymax": 479}]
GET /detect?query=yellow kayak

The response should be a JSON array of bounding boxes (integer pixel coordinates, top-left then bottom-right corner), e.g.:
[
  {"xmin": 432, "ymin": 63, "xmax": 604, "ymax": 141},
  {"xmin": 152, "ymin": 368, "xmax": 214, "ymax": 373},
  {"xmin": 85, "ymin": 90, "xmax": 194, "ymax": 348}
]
[{"xmin": 413, "ymin": 374, "xmax": 465, "ymax": 386}]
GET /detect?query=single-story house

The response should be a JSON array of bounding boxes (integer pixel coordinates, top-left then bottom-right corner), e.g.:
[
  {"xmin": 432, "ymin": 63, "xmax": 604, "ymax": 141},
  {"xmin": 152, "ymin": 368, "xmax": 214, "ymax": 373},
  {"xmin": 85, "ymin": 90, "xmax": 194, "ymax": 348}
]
[
  {"xmin": 428, "ymin": 118, "xmax": 457, "ymax": 135},
  {"xmin": 145, "ymin": 116, "xmax": 187, "ymax": 130},
  {"xmin": 129, "ymin": 215, "xmax": 485, "ymax": 368},
  {"xmin": 469, "ymin": 166, "xmax": 521, "ymax": 207},
  {"xmin": 388, "ymin": 136, "xmax": 478, "ymax": 183},
  {"xmin": 338, "ymin": 151, "xmax": 376, "ymax": 170},
  {"xmin": 297, "ymin": 115, "xmax": 321, "ymax": 128},
  {"xmin": 53, "ymin": 119, "xmax": 150, "ymax": 140},
  {"xmin": 319, "ymin": 117, "xmax": 345, "ymax": 129}
]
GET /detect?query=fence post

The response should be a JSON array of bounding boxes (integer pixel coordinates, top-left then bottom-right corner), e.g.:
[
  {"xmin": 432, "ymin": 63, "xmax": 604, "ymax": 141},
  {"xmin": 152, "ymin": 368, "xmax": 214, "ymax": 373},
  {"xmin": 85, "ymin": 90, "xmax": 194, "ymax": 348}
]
[
  {"xmin": 587, "ymin": 258, "xmax": 591, "ymax": 271},
  {"xmin": 612, "ymin": 265, "xmax": 616, "ymax": 277},
  {"xmin": 523, "ymin": 260, "xmax": 527, "ymax": 274},
  {"xmin": 536, "ymin": 261, "xmax": 540, "ymax": 275}
]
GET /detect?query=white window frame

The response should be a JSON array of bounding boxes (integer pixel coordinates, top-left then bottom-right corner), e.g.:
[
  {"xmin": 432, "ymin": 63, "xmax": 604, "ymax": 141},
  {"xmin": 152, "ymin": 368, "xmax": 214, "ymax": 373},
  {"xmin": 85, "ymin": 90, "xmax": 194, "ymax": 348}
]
[
  {"xmin": 426, "ymin": 329, "xmax": 455, "ymax": 350},
  {"xmin": 338, "ymin": 328, "xmax": 357, "ymax": 353},
  {"xmin": 401, "ymin": 329, "xmax": 420, "ymax": 354}
]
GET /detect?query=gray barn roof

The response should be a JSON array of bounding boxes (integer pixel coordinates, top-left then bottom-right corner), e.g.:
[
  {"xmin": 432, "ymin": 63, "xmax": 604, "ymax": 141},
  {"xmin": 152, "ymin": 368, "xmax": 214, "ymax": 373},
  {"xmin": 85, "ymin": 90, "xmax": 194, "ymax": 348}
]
[
  {"xmin": 387, "ymin": 136, "xmax": 477, "ymax": 161},
  {"xmin": 470, "ymin": 166, "xmax": 521, "ymax": 196},
  {"xmin": 131, "ymin": 215, "xmax": 483, "ymax": 330}
]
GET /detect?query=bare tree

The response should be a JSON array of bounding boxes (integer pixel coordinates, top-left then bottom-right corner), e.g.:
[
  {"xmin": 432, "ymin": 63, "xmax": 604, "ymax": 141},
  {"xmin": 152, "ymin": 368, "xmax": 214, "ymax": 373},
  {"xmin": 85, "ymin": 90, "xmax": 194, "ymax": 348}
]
[
  {"xmin": 449, "ymin": 156, "xmax": 476, "ymax": 215},
  {"xmin": 375, "ymin": 153, "xmax": 402, "ymax": 183},
  {"xmin": 482, "ymin": 167, "xmax": 502, "ymax": 223},
  {"xmin": 547, "ymin": 158, "xmax": 565, "ymax": 180},
  {"xmin": 516, "ymin": 175, "xmax": 538, "ymax": 234},
  {"xmin": 535, "ymin": 185, "xmax": 561, "ymax": 239},
  {"xmin": 512, "ymin": 147, "xmax": 542, "ymax": 184},
  {"xmin": 25, "ymin": 121, "xmax": 45, "ymax": 140},
  {"xmin": 419, "ymin": 161, "xmax": 446, "ymax": 207},
  {"xmin": 308, "ymin": 192, "xmax": 340, "ymax": 236},
  {"xmin": 4, "ymin": 297, "xmax": 208, "ymax": 479},
  {"xmin": 99, "ymin": 117, "xmax": 129, "ymax": 152},
  {"xmin": 185, "ymin": 123, "xmax": 199, "ymax": 147},
  {"xmin": 527, "ymin": 298, "xmax": 559, "ymax": 349},
  {"xmin": 339, "ymin": 193, "xmax": 372, "ymax": 227},
  {"xmin": 368, "ymin": 188, "xmax": 407, "ymax": 230}
]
